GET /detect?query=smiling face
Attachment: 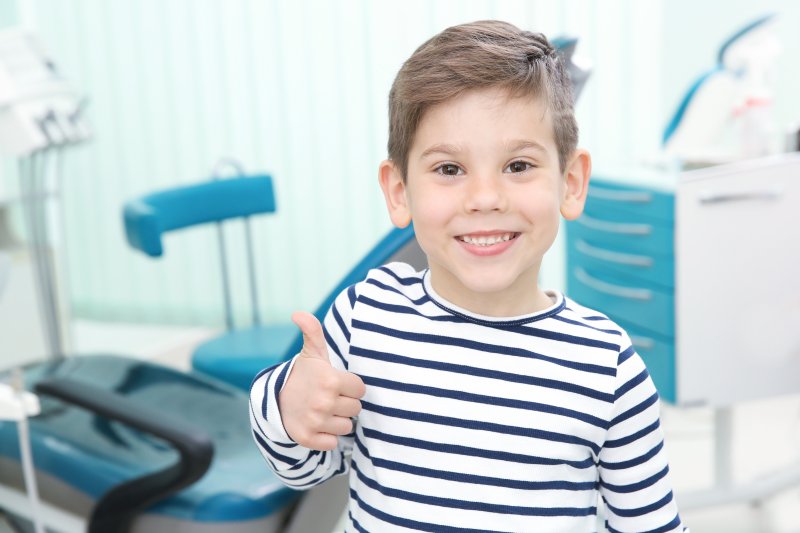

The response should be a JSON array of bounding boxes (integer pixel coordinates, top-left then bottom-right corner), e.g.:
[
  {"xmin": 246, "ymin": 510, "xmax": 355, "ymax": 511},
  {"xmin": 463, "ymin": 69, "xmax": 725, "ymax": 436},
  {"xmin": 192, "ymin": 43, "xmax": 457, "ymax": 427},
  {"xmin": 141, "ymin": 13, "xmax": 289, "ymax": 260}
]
[{"xmin": 379, "ymin": 87, "xmax": 591, "ymax": 316}]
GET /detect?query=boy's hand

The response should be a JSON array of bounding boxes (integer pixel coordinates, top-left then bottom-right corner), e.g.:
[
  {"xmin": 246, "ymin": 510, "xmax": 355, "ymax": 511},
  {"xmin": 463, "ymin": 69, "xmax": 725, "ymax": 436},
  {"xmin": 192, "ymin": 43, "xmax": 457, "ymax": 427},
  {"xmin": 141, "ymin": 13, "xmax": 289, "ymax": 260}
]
[{"xmin": 278, "ymin": 311, "xmax": 366, "ymax": 451}]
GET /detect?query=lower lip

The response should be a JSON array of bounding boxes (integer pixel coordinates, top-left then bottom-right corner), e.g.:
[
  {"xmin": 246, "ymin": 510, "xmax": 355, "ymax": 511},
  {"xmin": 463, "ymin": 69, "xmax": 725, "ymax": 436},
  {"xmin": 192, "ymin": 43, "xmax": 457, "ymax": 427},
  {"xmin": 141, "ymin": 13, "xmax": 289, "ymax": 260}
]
[{"xmin": 457, "ymin": 236, "xmax": 518, "ymax": 257}]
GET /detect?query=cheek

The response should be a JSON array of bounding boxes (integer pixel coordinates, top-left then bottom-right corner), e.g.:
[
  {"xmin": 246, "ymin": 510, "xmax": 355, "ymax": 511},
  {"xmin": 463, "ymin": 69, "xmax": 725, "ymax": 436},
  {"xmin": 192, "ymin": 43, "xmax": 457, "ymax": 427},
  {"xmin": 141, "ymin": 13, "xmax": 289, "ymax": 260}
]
[
  {"xmin": 516, "ymin": 193, "xmax": 561, "ymax": 223},
  {"xmin": 407, "ymin": 199, "xmax": 456, "ymax": 256},
  {"xmin": 409, "ymin": 191, "xmax": 453, "ymax": 226}
]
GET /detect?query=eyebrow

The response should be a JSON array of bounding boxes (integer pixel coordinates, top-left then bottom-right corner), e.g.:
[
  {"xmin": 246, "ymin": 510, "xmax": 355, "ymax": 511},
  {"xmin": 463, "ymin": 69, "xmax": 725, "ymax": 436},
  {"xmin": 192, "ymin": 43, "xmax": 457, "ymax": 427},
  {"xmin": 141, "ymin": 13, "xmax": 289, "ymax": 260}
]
[
  {"xmin": 418, "ymin": 143, "xmax": 462, "ymax": 160},
  {"xmin": 418, "ymin": 140, "xmax": 548, "ymax": 160},
  {"xmin": 506, "ymin": 139, "xmax": 548, "ymax": 154}
]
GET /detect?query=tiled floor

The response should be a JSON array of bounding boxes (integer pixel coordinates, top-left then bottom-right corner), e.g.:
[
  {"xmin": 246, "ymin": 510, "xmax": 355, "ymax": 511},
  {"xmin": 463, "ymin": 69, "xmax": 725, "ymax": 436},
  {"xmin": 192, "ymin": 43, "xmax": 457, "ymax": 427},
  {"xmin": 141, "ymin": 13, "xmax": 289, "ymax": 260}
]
[{"xmin": 4, "ymin": 320, "xmax": 798, "ymax": 532}]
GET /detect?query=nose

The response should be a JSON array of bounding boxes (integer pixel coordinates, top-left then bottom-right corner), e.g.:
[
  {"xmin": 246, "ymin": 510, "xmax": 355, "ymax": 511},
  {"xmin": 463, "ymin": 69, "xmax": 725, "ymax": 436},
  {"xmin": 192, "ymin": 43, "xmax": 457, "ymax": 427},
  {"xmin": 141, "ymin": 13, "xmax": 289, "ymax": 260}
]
[{"xmin": 464, "ymin": 173, "xmax": 508, "ymax": 213}]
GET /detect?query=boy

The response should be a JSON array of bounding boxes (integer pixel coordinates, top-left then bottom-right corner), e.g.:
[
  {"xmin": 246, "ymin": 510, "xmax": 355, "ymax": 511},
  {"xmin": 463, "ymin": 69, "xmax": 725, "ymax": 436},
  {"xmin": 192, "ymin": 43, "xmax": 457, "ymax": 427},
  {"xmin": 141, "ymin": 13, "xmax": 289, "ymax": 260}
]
[{"xmin": 250, "ymin": 20, "xmax": 688, "ymax": 532}]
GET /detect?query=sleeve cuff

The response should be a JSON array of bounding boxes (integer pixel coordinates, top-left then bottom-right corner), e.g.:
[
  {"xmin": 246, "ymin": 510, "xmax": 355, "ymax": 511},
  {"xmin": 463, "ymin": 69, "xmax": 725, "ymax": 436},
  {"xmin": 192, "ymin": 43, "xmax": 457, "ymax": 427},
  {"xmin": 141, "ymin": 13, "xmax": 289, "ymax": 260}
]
[{"xmin": 251, "ymin": 356, "xmax": 301, "ymax": 445}]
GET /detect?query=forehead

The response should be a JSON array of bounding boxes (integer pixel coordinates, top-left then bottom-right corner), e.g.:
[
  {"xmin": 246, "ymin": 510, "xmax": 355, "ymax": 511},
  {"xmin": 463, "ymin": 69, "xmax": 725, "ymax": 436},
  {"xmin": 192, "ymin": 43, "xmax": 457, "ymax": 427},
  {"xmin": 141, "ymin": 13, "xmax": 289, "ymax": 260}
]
[{"xmin": 410, "ymin": 87, "xmax": 556, "ymax": 156}]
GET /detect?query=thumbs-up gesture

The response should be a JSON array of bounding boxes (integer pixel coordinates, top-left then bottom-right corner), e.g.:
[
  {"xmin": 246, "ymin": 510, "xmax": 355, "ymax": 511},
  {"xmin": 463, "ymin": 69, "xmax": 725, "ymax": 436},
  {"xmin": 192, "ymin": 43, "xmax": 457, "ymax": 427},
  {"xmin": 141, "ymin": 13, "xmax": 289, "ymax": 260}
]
[{"xmin": 279, "ymin": 311, "xmax": 366, "ymax": 451}]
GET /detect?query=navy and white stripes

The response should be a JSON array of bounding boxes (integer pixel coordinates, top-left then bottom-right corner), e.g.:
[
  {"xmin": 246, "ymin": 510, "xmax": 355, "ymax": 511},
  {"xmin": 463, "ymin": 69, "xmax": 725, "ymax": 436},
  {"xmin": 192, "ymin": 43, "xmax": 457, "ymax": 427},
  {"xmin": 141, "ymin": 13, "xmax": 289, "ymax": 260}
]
[{"xmin": 250, "ymin": 262, "xmax": 687, "ymax": 532}]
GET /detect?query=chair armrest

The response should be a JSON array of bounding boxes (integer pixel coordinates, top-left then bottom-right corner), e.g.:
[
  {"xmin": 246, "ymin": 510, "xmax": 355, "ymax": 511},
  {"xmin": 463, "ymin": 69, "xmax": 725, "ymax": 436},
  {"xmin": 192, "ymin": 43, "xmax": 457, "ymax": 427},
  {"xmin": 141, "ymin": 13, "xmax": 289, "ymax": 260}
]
[{"xmin": 34, "ymin": 377, "xmax": 214, "ymax": 533}]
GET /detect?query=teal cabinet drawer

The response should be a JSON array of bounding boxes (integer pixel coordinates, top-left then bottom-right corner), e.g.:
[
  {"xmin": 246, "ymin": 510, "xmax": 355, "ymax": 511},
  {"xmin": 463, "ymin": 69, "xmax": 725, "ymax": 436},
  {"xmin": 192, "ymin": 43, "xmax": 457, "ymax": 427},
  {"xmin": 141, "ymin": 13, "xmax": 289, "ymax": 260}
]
[
  {"xmin": 585, "ymin": 179, "xmax": 675, "ymax": 224},
  {"xmin": 567, "ymin": 237, "xmax": 674, "ymax": 289},
  {"xmin": 618, "ymin": 320, "xmax": 676, "ymax": 404},
  {"xmin": 567, "ymin": 215, "xmax": 674, "ymax": 256},
  {"xmin": 567, "ymin": 266, "xmax": 675, "ymax": 338}
]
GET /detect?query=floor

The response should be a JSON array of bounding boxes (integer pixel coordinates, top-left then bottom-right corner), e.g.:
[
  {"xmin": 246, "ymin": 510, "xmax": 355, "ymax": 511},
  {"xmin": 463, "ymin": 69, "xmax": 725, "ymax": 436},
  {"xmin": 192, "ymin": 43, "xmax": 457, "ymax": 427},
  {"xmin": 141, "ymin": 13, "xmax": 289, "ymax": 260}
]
[{"xmin": 4, "ymin": 320, "xmax": 800, "ymax": 532}]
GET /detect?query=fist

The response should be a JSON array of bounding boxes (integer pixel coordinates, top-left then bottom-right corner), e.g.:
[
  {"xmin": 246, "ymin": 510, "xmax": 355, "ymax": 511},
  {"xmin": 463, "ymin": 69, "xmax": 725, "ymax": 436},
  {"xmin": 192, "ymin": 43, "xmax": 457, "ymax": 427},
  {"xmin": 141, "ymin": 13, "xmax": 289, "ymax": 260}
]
[{"xmin": 279, "ymin": 311, "xmax": 366, "ymax": 451}]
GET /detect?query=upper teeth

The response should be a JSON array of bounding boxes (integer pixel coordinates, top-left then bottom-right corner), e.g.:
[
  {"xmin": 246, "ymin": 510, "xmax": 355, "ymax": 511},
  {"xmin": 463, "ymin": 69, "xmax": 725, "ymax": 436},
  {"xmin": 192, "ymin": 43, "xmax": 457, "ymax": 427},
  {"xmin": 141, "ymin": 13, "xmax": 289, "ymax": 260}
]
[{"xmin": 460, "ymin": 233, "xmax": 515, "ymax": 246}]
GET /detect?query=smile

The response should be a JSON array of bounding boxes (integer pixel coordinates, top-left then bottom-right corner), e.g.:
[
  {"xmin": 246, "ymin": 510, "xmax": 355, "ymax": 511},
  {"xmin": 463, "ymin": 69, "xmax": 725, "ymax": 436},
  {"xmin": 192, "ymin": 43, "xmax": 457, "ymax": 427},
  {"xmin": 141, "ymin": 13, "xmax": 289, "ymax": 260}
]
[{"xmin": 457, "ymin": 232, "xmax": 519, "ymax": 246}]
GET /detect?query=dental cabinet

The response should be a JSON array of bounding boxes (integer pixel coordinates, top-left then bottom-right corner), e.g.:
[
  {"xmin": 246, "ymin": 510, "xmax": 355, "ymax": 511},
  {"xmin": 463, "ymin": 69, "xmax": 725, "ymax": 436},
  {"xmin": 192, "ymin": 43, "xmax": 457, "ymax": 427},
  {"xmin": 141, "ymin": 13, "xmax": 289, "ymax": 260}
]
[{"xmin": 567, "ymin": 153, "xmax": 800, "ymax": 407}]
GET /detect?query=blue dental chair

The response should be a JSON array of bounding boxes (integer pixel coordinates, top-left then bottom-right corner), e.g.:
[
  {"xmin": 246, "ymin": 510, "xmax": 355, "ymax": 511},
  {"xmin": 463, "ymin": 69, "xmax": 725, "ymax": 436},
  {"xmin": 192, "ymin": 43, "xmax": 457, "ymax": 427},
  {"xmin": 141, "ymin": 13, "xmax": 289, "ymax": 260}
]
[
  {"xmin": 0, "ymin": 356, "xmax": 300, "ymax": 532},
  {"xmin": 123, "ymin": 166, "xmax": 299, "ymax": 390},
  {"xmin": 123, "ymin": 172, "xmax": 424, "ymax": 390},
  {"xmin": 0, "ymin": 220, "xmax": 422, "ymax": 533}
]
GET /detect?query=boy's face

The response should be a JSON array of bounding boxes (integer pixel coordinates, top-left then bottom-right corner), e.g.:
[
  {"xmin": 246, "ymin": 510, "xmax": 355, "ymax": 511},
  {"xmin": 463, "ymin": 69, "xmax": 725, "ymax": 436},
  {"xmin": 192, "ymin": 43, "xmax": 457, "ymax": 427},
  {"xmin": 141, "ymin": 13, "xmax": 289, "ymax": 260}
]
[{"xmin": 379, "ymin": 87, "xmax": 590, "ymax": 316}]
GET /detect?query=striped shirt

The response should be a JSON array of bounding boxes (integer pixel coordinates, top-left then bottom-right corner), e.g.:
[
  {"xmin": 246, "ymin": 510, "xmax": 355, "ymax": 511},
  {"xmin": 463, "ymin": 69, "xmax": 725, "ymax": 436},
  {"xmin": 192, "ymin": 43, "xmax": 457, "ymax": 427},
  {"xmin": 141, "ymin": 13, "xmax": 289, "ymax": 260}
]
[{"xmin": 250, "ymin": 262, "xmax": 687, "ymax": 532}]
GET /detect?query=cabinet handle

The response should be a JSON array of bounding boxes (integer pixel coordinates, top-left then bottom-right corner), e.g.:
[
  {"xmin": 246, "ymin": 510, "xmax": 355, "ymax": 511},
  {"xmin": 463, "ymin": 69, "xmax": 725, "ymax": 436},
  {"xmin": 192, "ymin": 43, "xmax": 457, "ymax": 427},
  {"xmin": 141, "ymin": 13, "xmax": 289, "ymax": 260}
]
[
  {"xmin": 590, "ymin": 188, "xmax": 654, "ymax": 204},
  {"xmin": 577, "ymin": 214, "xmax": 653, "ymax": 235},
  {"xmin": 575, "ymin": 240, "xmax": 654, "ymax": 267},
  {"xmin": 630, "ymin": 335, "xmax": 656, "ymax": 350},
  {"xmin": 574, "ymin": 267, "xmax": 653, "ymax": 301},
  {"xmin": 698, "ymin": 188, "xmax": 782, "ymax": 205}
]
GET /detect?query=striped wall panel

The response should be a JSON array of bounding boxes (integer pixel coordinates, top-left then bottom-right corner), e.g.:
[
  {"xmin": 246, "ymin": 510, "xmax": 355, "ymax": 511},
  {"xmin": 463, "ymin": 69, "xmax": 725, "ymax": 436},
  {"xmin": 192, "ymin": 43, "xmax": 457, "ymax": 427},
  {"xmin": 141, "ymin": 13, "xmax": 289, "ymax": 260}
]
[{"xmin": 17, "ymin": 0, "xmax": 667, "ymax": 326}]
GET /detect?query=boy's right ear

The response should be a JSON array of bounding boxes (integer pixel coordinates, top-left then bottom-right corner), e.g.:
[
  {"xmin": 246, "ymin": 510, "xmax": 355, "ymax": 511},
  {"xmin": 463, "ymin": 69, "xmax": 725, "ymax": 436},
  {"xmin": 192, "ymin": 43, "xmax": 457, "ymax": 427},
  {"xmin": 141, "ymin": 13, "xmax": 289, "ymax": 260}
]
[{"xmin": 378, "ymin": 160, "xmax": 412, "ymax": 228}]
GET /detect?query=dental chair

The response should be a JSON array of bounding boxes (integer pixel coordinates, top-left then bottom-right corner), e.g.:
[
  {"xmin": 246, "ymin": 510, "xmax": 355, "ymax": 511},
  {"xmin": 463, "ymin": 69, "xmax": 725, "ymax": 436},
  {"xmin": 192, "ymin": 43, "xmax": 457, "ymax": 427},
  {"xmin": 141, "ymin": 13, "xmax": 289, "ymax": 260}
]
[
  {"xmin": 123, "ymin": 166, "xmax": 299, "ymax": 390},
  {"xmin": 0, "ymin": 356, "xmax": 300, "ymax": 533},
  {"xmin": 123, "ymin": 174, "xmax": 424, "ymax": 390},
  {"xmin": 0, "ymin": 219, "xmax": 423, "ymax": 532}
]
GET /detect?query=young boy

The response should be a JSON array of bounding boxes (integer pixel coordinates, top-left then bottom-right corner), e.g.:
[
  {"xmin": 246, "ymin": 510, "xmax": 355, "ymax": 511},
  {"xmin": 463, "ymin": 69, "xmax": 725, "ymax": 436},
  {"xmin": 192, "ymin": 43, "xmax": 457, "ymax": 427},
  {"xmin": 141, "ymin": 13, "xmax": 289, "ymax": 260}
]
[{"xmin": 250, "ymin": 20, "xmax": 688, "ymax": 532}]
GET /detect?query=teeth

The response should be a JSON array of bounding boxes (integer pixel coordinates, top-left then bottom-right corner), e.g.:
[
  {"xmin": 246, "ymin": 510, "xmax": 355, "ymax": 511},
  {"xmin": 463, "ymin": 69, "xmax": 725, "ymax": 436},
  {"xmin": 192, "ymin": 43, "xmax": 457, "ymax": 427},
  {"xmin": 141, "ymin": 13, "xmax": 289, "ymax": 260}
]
[{"xmin": 460, "ymin": 233, "xmax": 515, "ymax": 246}]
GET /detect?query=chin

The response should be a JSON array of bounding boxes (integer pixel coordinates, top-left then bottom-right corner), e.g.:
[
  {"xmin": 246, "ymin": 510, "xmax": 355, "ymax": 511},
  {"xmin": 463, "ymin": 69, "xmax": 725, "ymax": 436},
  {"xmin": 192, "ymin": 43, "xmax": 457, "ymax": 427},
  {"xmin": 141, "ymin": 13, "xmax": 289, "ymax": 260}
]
[{"xmin": 457, "ymin": 271, "xmax": 527, "ymax": 296}]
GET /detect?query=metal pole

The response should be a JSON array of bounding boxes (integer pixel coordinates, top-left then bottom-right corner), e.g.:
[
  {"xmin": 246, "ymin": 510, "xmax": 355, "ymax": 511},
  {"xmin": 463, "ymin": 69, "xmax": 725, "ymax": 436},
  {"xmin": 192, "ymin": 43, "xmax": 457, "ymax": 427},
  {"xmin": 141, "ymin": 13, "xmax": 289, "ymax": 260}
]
[
  {"xmin": 243, "ymin": 217, "xmax": 261, "ymax": 326},
  {"xmin": 674, "ymin": 405, "xmax": 800, "ymax": 511},
  {"xmin": 36, "ymin": 149, "xmax": 64, "ymax": 358},
  {"xmin": 216, "ymin": 220, "xmax": 234, "ymax": 331},
  {"xmin": 212, "ymin": 158, "xmax": 260, "ymax": 329},
  {"xmin": 714, "ymin": 406, "xmax": 734, "ymax": 488},
  {"xmin": 11, "ymin": 369, "xmax": 45, "ymax": 533},
  {"xmin": 19, "ymin": 153, "xmax": 62, "ymax": 358}
]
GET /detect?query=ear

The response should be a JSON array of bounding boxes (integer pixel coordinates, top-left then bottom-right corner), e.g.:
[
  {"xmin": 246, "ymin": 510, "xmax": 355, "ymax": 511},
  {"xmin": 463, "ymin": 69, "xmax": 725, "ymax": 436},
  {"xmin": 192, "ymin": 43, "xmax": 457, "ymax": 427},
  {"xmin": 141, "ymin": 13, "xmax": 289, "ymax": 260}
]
[
  {"xmin": 378, "ymin": 159, "xmax": 412, "ymax": 228},
  {"xmin": 560, "ymin": 149, "xmax": 592, "ymax": 221}
]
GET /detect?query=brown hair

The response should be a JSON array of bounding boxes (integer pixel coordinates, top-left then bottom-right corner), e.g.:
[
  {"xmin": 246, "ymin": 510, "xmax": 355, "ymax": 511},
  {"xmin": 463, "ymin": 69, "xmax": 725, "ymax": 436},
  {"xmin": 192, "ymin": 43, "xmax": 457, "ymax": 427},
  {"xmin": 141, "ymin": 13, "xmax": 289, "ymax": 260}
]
[{"xmin": 387, "ymin": 20, "xmax": 578, "ymax": 179}]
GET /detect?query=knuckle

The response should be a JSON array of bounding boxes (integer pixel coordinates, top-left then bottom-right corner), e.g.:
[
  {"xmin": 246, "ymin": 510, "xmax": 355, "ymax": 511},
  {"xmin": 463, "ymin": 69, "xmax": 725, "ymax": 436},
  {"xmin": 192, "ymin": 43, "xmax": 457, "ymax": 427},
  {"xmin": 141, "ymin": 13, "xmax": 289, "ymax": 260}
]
[
  {"xmin": 306, "ymin": 412, "xmax": 325, "ymax": 430},
  {"xmin": 324, "ymin": 374, "xmax": 341, "ymax": 390},
  {"xmin": 309, "ymin": 395, "xmax": 333, "ymax": 413}
]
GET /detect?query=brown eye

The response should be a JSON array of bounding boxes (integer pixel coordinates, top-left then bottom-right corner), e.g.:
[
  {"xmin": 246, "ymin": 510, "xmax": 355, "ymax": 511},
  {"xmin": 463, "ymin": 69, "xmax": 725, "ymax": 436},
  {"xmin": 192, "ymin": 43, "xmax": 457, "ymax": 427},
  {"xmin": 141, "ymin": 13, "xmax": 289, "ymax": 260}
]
[
  {"xmin": 437, "ymin": 164, "xmax": 462, "ymax": 176},
  {"xmin": 506, "ymin": 161, "xmax": 531, "ymax": 173}
]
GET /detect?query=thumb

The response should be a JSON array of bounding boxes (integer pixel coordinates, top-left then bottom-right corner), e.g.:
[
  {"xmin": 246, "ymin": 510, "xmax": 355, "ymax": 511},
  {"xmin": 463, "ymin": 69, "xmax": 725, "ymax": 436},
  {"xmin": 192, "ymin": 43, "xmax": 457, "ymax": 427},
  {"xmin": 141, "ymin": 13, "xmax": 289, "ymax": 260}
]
[{"xmin": 291, "ymin": 311, "xmax": 329, "ymax": 361}]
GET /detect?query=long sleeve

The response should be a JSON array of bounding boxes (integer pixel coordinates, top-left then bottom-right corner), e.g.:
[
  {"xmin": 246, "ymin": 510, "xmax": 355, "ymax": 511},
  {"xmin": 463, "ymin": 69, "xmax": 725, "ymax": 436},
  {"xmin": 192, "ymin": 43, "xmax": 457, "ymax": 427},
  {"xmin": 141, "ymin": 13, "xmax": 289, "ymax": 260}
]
[
  {"xmin": 598, "ymin": 336, "xmax": 689, "ymax": 533},
  {"xmin": 248, "ymin": 285, "xmax": 357, "ymax": 490}
]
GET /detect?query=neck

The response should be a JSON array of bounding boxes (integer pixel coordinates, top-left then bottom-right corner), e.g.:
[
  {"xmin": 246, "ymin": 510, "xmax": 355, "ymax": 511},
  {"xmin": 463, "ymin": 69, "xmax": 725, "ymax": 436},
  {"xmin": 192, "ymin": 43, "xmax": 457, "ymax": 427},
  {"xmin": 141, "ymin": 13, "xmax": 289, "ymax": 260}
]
[{"xmin": 428, "ymin": 271, "xmax": 554, "ymax": 317}]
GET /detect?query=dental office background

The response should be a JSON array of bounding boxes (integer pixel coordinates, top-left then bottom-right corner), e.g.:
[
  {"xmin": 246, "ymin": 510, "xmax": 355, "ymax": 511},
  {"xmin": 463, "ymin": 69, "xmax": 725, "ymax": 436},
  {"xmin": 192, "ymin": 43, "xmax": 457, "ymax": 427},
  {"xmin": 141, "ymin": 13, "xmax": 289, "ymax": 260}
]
[{"xmin": 1, "ymin": 0, "xmax": 799, "ymax": 363}]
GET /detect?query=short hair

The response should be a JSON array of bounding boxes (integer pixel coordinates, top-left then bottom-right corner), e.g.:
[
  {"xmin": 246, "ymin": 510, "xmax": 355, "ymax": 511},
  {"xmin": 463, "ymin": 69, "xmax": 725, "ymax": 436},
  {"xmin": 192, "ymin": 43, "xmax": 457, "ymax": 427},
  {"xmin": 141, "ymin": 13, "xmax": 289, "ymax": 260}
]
[{"xmin": 387, "ymin": 20, "xmax": 578, "ymax": 179}]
